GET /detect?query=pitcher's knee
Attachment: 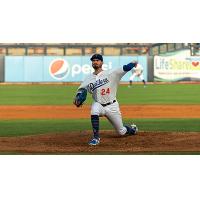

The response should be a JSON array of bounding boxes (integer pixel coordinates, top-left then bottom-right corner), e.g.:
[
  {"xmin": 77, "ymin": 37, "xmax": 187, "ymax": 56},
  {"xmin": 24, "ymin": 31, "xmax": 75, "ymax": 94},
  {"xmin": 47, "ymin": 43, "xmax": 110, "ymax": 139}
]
[{"xmin": 91, "ymin": 110, "xmax": 99, "ymax": 115}]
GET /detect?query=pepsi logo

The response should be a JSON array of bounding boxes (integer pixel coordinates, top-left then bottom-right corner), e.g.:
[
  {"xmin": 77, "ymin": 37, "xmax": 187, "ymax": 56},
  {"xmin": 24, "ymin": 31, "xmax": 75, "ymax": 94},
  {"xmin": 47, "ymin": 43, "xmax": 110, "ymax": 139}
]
[{"xmin": 49, "ymin": 59, "xmax": 70, "ymax": 80}]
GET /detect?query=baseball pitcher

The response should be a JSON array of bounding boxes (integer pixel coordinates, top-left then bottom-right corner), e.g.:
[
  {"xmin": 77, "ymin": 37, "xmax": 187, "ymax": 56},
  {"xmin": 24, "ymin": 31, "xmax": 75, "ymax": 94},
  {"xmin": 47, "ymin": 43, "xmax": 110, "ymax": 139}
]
[{"xmin": 74, "ymin": 54, "xmax": 138, "ymax": 145}]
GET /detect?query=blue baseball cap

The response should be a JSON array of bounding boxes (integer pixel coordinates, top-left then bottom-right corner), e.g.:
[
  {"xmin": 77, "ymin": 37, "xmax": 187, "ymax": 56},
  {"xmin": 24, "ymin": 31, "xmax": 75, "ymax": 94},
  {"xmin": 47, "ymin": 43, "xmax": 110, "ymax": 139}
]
[{"xmin": 90, "ymin": 54, "xmax": 103, "ymax": 61}]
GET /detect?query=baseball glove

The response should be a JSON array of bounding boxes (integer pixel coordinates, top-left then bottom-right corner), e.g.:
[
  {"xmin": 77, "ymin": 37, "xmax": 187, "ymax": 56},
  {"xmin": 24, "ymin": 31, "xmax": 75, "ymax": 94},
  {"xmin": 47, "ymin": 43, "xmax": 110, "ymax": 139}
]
[{"xmin": 73, "ymin": 88, "xmax": 87, "ymax": 107}]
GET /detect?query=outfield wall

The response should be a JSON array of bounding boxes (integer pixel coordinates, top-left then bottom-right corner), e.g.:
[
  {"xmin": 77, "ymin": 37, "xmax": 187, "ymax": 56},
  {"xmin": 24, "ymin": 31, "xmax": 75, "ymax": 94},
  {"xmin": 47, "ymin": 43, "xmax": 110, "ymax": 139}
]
[
  {"xmin": 0, "ymin": 57, "xmax": 4, "ymax": 82},
  {"xmin": 147, "ymin": 56, "xmax": 154, "ymax": 81},
  {"xmin": 4, "ymin": 56, "xmax": 148, "ymax": 82}
]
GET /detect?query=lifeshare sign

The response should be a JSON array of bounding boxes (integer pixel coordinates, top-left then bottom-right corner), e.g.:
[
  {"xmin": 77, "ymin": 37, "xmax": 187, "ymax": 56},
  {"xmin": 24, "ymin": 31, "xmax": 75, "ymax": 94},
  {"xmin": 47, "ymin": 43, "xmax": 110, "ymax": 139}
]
[{"xmin": 49, "ymin": 58, "xmax": 112, "ymax": 80}]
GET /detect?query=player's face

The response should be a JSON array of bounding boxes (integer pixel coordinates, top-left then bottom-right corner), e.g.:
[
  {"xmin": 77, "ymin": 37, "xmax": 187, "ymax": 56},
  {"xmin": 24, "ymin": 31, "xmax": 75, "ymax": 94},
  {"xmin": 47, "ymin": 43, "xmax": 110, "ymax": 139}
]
[{"xmin": 92, "ymin": 59, "xmax": 103, "ymax": 70}]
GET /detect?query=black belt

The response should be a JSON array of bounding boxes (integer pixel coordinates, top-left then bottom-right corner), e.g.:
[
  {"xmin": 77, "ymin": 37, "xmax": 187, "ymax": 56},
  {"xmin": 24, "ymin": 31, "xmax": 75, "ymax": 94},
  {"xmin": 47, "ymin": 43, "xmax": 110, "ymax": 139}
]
[{"xmin": 101, "ymin": 100, "xmax": 116, "ymax": 107}]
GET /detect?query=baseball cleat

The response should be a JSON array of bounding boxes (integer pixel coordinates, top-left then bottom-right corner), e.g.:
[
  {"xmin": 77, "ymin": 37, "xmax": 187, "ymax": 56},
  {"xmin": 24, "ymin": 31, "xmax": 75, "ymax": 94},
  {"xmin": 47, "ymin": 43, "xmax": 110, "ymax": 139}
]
[
  {"xmin": 88, "ymin": 138, "xmax": 100, "ymax": 146},
  {"xmin": 125, "ymin": 124, "xmax": 138, "ymax": 135},
  {"xmin": 131, "ymin": 124, "xmax": 138, "ymax": 134}
]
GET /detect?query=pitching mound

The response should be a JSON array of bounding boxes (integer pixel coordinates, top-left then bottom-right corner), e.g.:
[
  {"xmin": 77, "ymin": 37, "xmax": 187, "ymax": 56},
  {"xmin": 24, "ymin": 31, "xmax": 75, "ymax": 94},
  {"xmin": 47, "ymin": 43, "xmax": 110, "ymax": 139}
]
[{"xmin": 0, "ymin": 131, "xmax": 200, "ymax": 154}]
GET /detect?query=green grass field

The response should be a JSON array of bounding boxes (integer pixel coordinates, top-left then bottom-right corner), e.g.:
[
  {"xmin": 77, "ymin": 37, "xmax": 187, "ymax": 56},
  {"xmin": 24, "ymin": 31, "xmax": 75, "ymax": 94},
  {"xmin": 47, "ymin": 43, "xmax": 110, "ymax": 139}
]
[
  {"xmin": 0, "ymin": 119, "xmax": 200, "ymax": 137},
  {"xmin": 0, "ymin": 84, "xmax": 200, "ymax": 137},
  {"xmin": 0, "ymin": 84, "xmax": 200, "ymax": 105}
]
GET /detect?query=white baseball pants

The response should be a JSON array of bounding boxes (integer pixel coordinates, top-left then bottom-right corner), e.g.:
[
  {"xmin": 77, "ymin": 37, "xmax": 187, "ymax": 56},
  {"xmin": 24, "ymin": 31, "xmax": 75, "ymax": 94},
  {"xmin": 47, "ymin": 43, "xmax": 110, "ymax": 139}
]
[
  {"xmin": 129, "ymin": 73, "xmax": 144, "ymax": 81},
  {"xmin": 91, "ymin": 101, "xmax": 127, "ymax": 135}
]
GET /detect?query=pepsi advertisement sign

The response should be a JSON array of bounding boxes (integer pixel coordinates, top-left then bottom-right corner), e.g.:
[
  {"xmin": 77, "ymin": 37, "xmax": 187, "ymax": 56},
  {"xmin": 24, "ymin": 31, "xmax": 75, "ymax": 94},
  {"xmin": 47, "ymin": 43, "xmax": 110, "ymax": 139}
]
[{"xmin": 5, "ymin": 56, "xmax": 147, "ymax": 82}]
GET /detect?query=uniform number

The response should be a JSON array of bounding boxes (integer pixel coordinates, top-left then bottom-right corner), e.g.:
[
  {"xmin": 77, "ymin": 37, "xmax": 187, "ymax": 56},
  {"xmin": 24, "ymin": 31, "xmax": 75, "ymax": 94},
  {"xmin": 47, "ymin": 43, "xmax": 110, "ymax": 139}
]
[{"xmin": 101, "ymin": 88, "xmax": 110, "ymax": 95}]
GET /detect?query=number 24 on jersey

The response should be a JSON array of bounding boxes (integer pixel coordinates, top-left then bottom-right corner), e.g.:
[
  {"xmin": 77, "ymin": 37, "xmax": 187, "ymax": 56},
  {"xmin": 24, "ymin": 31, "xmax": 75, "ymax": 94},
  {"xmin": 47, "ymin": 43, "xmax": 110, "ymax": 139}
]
[{"xmin": 101, "ymin": 88, "xmax": 110, "ymax": 95}]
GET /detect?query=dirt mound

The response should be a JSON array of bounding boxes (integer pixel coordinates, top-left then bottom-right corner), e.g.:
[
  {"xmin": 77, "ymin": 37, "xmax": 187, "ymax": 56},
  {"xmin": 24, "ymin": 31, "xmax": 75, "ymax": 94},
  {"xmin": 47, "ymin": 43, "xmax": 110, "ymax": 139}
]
[{"xmin": 0, "ymin": 131, "xmax": 200, "ymax": 154}]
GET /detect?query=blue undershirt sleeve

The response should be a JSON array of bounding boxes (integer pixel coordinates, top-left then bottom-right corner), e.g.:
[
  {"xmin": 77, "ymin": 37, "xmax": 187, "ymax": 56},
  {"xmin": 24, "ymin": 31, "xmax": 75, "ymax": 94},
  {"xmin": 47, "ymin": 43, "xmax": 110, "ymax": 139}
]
[{"xmin": 123, "ymin": 63, "xmax": 136, "ymax": 72}]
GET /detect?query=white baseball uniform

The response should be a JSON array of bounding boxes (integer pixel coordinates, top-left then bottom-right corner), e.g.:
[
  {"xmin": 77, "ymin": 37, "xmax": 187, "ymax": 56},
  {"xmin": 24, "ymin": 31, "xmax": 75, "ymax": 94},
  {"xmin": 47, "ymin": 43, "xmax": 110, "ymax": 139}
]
[
  {"xmin": 129, "ymin": 63, "xmax": 144, "ymax": 81},
  {"xmin": 78, "ymin": 67, "xmax": 128, "ymax": 135}
]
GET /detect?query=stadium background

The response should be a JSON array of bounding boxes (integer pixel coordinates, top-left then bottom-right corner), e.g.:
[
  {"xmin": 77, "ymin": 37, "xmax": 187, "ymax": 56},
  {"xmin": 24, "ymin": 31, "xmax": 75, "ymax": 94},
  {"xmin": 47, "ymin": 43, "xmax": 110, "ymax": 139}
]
[{"xmin": 0, "ymin": 43, "xmax": 200, "ymax": 154}]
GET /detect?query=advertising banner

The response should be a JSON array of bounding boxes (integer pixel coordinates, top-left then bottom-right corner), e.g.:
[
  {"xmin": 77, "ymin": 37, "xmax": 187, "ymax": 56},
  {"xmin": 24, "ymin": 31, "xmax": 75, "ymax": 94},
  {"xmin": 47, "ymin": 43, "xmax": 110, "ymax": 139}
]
[
  {"xmin": 5, "ymin": 56, "xmax": 147, "ymax": 82},
  {"xmin": 154, "ymin": 53, "xmax": 200, "ymax": 81}
]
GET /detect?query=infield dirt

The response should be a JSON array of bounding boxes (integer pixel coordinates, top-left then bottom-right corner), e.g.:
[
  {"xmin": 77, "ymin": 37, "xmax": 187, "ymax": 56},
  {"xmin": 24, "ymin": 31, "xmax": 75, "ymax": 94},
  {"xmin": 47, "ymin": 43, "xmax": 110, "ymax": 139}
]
[
  {"xmin": 0, "ymin": 131, "xmax": 200, "ymax": 154},
  {"xmin": 0, "ymin": 105, "xmax": 200, "ymax": 119}
]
